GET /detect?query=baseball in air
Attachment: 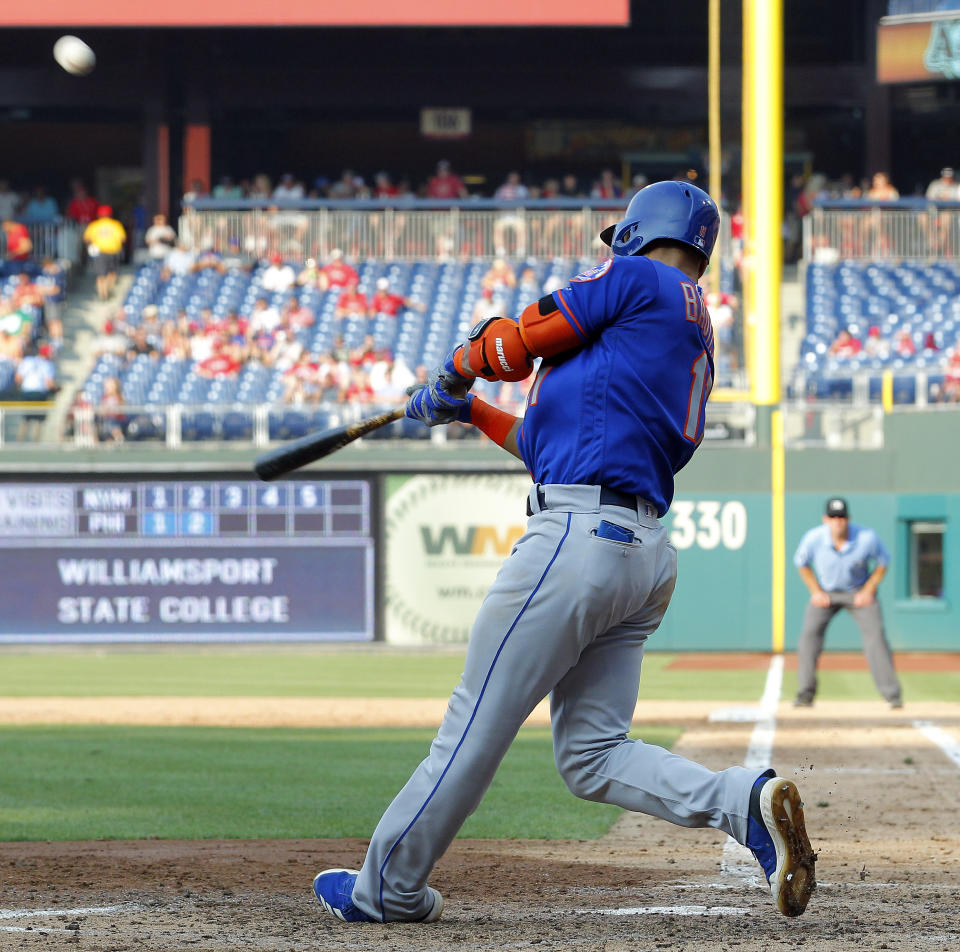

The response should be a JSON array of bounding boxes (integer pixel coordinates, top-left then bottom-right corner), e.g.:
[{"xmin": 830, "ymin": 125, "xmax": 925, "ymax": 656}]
[{"xmin": 53, "ymin": 36, "xmax": 96, "ymax": 76}]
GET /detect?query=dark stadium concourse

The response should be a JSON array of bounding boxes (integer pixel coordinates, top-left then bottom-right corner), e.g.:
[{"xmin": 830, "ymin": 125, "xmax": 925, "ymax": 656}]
[{"xmin": 0, "ymin": 0, "xmax": 914, "ymax": 218}]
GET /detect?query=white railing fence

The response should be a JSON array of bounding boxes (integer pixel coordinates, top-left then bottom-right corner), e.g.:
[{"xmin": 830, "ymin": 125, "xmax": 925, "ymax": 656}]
[{"xmin": 803, "ymin": 201, "xmax": 960, "ymax": 262}]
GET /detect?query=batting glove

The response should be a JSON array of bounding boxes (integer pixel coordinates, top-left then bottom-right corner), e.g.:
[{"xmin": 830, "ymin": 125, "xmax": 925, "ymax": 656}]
[{"xmin": 405, "ymin": 378, "xmax": 470, "ymax": 426}]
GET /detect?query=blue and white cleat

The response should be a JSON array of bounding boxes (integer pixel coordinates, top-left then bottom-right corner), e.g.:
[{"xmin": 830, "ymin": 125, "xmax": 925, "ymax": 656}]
[
  {"xmin": 746, "ymin": 776, "xmax": 817, "ymax": 917},
  {"xmin": 312, "ymin": 867, "xmax": 445, "ymax": 923},
  {"xmin": 312, "ymin": 869, "xmax": 374, "ymax": 922}
]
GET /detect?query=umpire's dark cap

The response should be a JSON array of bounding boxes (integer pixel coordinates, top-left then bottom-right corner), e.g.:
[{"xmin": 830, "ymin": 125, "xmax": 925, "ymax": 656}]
[{"xmin": 825, "ymin": 497, "xmax": 849, "ymax": 518}]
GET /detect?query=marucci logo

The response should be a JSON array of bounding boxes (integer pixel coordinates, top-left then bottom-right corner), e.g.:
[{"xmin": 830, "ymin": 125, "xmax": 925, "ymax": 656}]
[
  {"xmin": 495, "ymin": 337, "xmax": 514, "ymax": 372},
  {"xmin": 420, "ymin": 525, "xmax": 524, "ymax": 557}
]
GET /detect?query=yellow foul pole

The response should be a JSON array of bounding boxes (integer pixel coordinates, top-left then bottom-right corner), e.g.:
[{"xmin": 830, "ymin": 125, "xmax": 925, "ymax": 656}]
[
  {"xmin": 744, "ymin": 0, "xmax": 783, "ymax": 406},
  {"xmin": 743, "ymin": 0, "xmax": 785, "ymax": 651},
  {"xmin": 708, "ymin": 0, "xmax": 722, "ymax": 297},
  {"xmin": 771, "ymin": 409, "xmax": 785, "ymax": 652}
]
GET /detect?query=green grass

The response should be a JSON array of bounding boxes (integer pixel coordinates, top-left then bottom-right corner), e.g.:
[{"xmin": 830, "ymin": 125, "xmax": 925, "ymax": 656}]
[
  {"xmin": 781, "ymin": 669, "xmax": 959, "ymax": 702},
  {"xmin": 0, "ymin": 725, "xmax": 680, "ymax": 842},
  {"xmin": 0, "ymin": 650, "xmax": 773, "ymax": 699},
  {"xmin": 0, "ymin": 650, "xmax": 469, "ymax": 698},
  {"xmin": 0, "ymin": 649, "xmax": 954, "ymax": 701}
]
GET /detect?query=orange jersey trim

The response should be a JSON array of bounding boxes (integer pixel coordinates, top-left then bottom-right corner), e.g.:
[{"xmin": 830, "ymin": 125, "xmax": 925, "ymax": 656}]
[{"xmin": 553, "ymin": 289, "xmax": 586, "ymax": 338}]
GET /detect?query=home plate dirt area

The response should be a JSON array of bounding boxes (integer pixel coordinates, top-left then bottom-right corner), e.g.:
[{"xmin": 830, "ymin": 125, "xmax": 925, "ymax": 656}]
[{"xmin": 2, "ymin": 699, "xmax": 958, "ymax": 952}]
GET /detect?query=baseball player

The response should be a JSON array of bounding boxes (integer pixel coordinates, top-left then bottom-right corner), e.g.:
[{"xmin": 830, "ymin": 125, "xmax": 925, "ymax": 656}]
[{"xmin": 313, "ymin": 181, "xmax": 816, "ymax": 923}]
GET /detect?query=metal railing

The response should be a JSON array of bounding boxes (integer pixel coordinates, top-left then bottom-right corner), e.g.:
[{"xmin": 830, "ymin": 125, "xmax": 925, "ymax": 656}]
[
  {"xmin": 802, "ymin": 199, "xmax": 960, "ymax": 262},
  {"xmin": 781, "ymin": 403, "xmax": 885, "ymax": 449},
  {"xmin": 0, "ymin": 220, "xmax": 84, "ymax": 265},
  {"xmin": 178, "ymin": 197, "xmax": 735, "ymax": 265},
  {"xmin": 43, "ymin": 394, "xmax": 761, "ymax": 450},
  {"xmin": 178, "ymin": 199, "xmax": 625, "ymax": 261},
  {"xmin": 8, "ymin": 396, "xmax": 953, "ymax": 451},
  {"xmin": 62, "ymin": 400, "xmax": 478, "ymax": 448}
]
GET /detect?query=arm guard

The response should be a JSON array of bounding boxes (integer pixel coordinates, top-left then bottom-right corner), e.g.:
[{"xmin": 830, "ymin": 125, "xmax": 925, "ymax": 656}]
[
  {"xmin": 518, "ymin": 294, "xmax": 585, "ymax": 358},
  {"xmin": 453, "ymin": 317, "xmax": 533, "ymax": 382}
]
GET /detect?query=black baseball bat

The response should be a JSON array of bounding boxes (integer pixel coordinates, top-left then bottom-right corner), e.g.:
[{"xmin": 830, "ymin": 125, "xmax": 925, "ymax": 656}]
[{"xmin": 254, "ymin": 406, "xmax": 406, "ymax": 480}]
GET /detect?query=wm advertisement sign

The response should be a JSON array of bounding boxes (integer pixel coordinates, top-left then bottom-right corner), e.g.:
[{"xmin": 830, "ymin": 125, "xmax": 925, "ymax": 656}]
[{"xmin": 385, "ymin": 474, "xmax": 531, "ymax": 644}]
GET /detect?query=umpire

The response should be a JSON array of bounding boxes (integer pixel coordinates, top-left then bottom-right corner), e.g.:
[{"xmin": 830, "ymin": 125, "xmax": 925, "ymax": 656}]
[{"xmin": 793, "ymin": 497, "xmax": 903, "ymax": 709}]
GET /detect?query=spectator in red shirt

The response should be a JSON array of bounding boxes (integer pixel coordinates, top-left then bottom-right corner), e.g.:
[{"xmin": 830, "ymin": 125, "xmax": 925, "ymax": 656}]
[
  {"xmin": 2, "ymin": 219, "xmax": 33, "ymax": 270},
  {"xmin": 318, "ymin": 249, "xmax": 359, "ymax": 291},
  {"xmin": 343, "ymin": 368, "xmax": 376, "ymax": 404},
  {"xmin": 197, "ymin": 343, "xmax": 242, "ymax": 379},
  {"xmin": 426, "ymin": 160, "xmax": 468, "ymax": 200},
  {"xmin": 284, "ymin": 295, "xmax": 315, "ymax": 331},
  {"xmin": 282, "ymin": 350, "xmax": 321, "ymax": 404},
  {"xmin": 591, "ymin": 169, "xmax": 623, "ymax": 200},
  {"xmin": 65, "ymin": 180, "xmax": 99, "ymax": 226},
  {"xmin": 368, "ymin": 277, "xmax": 424, "ymax": 317},
  {"xmin": 336, "ymin": 281, "xmax": 368, "ymax": 320},
  {"xmin": 347, "ymin": 335, "xmax": 381, "ymax": 370},
  {"xmin": 893, "ymin": 329, "xmax": 916, "ymax": 358},
  {"xmin": 829, "ymin": 329, "xmax": 862, "ymax": 359},
  {"xmin": 941, "ymin": 349, "xmax": 960, "ymax": 402},
  {"xmin": 374, "ymin": 172, "xmax": 400, "ymax": 198},
  {"xmin": 10, "ymin": 273, "xmax": 43, "ymax": 311}
]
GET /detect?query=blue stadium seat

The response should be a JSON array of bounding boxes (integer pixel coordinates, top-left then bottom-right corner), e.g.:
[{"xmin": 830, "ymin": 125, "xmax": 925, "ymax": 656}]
[
  {"xmin": 221, "ymin": 411, "xmax": 253, "ymax": 440},
  {"xmin": 268, "ymin": 410, "xmax": 310, "ymax": 440},
  {"xmin": 181, "ymin": 411, "xmax": 218, "ymax": 441}
]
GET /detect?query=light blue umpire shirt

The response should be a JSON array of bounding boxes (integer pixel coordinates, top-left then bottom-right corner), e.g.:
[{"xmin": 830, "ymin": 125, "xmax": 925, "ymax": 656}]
[{"xmin": 793, "ymin": 523, "xmax": 890, "ymax": 592}]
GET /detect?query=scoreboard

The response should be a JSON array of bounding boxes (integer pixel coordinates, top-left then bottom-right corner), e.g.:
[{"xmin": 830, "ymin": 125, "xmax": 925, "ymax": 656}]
[{"xmin": 0, "ymin": 479, "xmax": 374, "ymax": 643}]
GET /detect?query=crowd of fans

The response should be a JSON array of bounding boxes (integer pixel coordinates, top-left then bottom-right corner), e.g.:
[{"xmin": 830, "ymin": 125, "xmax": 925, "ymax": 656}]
[
  {"xmin": 0, "ymin": 178, "xmax": 106, "ymax": 226},
  {"xmin": 0, "ymin": 258, "xmax": 66, "ymax": 416},
  {"xmin": 77, "ymin": 247, "xmax": 542, "ymax": 443},
  {"xmin": 825, "ymin": 323, "xmax": 960, "ymax": 402},
  {"xmin": 5, "ymin": 160, "xmax": 960, "ymax": 443},
  {"xmin": 183, "ymin": 163, "xmax": 645, "ymax": 206}
]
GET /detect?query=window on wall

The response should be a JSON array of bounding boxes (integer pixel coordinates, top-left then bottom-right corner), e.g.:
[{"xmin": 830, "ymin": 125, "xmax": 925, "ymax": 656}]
[{"xmin": 909, "ymin": 521, "xmax": 944, "ymax": 599}]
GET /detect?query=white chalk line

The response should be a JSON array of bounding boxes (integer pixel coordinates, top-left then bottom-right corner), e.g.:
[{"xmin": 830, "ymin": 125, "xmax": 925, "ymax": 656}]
[
  {"xmin": 718, "ymin": 654, "xmax": 782, "ymax": 886},
  {"xmin": 913, "ymin": 720, "xmax": 960, "ymax": 770},
  {"xmin": 0, "ymin": 903, "xmax": 134, "ymax": 921},
  {"xmin": 589, "ymin": 905, "xmax": 748, "ymax": 917},
  {"xmin": 0, "ymin": 903, "xmax": 135, "ymax": 932}
]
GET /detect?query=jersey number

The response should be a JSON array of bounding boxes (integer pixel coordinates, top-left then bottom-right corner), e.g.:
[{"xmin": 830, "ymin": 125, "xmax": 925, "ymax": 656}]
[{"xmin": 683, "ymin": 350, "xmax": 712, "ymax": 444}]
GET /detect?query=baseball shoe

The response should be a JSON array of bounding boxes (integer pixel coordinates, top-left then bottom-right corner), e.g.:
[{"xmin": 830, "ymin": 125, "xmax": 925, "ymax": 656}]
[
  {"xmin": 746, "ymin": 776, "xmax": 817, "ymax": 917},
  {"xmin": 313, "ymin": 869, "xmax": 373, "ymax": 922},
  {"xmin": 312, "ymin": 868, "xmax": 444, "ymax": 924},
  {"xmin": 792, "ymin": 696, "xmax": 813, "ymax": 708},
  {"xmin": 888, "ymin": 699, "xmax": 904, "ymax": 710}
]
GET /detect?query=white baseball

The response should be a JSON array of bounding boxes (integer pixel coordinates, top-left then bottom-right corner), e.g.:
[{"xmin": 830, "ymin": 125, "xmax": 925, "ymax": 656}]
[{"xmin": 53, "ymin": 36, "xmax": 96, "ymax": 76}]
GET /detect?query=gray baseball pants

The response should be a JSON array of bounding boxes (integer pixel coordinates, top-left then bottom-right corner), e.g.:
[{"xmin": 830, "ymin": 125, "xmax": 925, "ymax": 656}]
[
  {"xmin": 795, "ymin": 591, "xmax": 902, "ymax": 704},
  {"xmin": 352, "ymin": 483, "xmax": 765, "ymax": 922}
]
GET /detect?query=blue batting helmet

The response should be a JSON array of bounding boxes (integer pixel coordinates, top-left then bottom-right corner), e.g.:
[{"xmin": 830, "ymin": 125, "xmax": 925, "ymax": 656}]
[{"xmin": 599, "ymin": 181, "xmax": 720, "ymax": 261}]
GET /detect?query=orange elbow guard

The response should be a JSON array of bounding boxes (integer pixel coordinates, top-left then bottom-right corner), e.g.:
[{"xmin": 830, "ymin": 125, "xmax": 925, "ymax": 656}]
[
  {"xmin": 519, "ymin": 295, "xmax": 585, "ymax": 358},
  {"xmin": 455, "ymin": 317, "xmax": 533, "ymax": 382}
]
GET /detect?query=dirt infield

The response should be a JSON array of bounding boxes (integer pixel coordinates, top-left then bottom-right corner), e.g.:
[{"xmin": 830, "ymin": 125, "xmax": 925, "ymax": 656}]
[{"xmin": 2, "ymin": 699, "xmax": 959, "ymax": 951}]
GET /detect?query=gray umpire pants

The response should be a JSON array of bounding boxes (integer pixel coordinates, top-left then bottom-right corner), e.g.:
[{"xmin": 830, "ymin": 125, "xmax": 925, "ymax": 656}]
[
  {"xmin": 795, "ymin": 591, "xmax": 902, "ymax": 704},
  {"xmin": 352, "ymin": 483, "xmax": 764, "ymax": 922}
]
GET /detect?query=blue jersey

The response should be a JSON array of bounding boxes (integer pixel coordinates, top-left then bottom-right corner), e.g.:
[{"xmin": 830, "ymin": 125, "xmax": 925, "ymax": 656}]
[{"xmin": 516, "ymin": 255, "xmax": 714, "ymax": 517}]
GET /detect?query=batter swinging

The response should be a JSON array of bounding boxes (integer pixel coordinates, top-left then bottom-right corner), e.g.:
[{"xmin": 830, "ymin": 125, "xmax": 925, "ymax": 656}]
[{"xmin": 313, "ymin": 181, "xmax": 816, "ymax": 922}]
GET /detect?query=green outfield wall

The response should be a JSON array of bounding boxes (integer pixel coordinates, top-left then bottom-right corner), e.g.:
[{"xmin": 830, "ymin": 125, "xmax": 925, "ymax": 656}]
[
  {"xmin": 0, "ymin": 412, "xmax": 955, "ymax": 649},
  {"xmin": 669, "ymin": 413, "xmax": 958, "ymax": 651}
]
